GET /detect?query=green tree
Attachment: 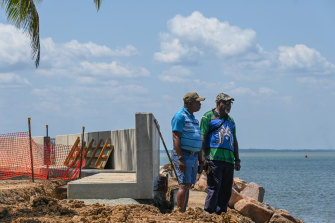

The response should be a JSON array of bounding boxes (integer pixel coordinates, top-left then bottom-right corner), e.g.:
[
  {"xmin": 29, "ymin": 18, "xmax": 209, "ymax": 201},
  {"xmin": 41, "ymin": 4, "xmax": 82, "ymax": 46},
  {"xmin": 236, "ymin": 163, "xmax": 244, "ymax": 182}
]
[{"xmin": 0, "ymin": 0, "xmax": 102, "ymax": 68}]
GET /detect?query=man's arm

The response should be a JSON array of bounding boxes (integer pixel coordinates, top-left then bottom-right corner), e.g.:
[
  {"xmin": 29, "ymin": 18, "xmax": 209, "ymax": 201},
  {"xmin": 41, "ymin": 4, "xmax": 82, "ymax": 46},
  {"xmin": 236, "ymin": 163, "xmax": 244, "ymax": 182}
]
[
  {"xmin": 173, "ymin": 131, "xmax": 185, "ymax": 172},
  {"xmin": 234, "ymin": 138, "xmax": 240, "ymax": 171},
  {"xmin": 200, "ymin": 135, "xmax": 207, "ymax": 162}
]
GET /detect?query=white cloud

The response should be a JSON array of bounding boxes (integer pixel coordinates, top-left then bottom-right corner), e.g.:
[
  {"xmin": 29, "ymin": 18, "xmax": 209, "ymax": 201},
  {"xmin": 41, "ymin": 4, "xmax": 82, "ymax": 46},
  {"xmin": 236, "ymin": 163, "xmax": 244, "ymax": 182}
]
[
  {"xmin": 258, "ymin": 87, "xmax": 277, "ymax": 96},
  {"xmin": 168, "ymin": 11, "xmax": 256, "ymax": 56},
  {"xmin": 62, "ymin": 40, "xmax": 113, "ymax": 58},
  {"xmin": 278, "ymin": 44, "xmax": 335, "ymax": 74},
  {"xmin": 79, "ymin": 61, "xmax": 150, "ymax": 78},
  {"xmin": 0, "ymin": 23, "xmax": 31, "ymax": 68},
  {"xmin": 159, "ymin": 66, "xmax": 193, "ymax": 83},
  {"xmin": 154, "ymin": 36, "xmax": 202, "ymax": 63},
  {"xmin": 155, "ymin": 11, "xmax": 256, "ymax": 63},
  {"xmin": 62, "ymin": 41, "xmax": 138, "ymax": 58},
  {"xmin": 296, "ymin": 77, "xmax": 335, "ymax": 88},
  {"xmin": 110, "ymin": 45, "xmax": 139, "ymax": 57},
  {"xmin": 154, "ymin": 13, "xmax": 335, "ymax": 83},
  {"xmin": 297, "ymin": 77, "xmax": 328, "ymax": 84},
  {"xmin": 0, "ymin": 73, "xmax": 31, "ymax": 87},
  {"xmin": 231, "ymin": 87, "xmax": 256, "ymax": 96},
  {"xmin": 0, "ymin": 23, "xmax": 143, "ymax": 80}
]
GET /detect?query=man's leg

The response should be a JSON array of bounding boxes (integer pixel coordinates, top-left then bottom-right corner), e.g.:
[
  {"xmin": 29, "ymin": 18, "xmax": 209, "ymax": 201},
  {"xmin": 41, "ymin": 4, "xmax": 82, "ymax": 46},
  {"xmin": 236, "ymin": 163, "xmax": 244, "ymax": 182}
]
[
  {"xmin": 204, "ymin": 160, "xmax": 223, "ymax": 213},
  {"xmin": 216, "ymin": 162, "xmax": 234, "ymax": 214},
  {"xmin": 177, "ymin": 183, "xmax": 191, "ymax": 212}
]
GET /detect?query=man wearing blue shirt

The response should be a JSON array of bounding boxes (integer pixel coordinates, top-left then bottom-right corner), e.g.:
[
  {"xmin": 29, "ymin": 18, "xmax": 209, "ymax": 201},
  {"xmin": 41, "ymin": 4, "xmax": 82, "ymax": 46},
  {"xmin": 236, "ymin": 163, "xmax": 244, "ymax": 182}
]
[{"xmin": 171, "ymin": 92, "xmax": 205, "ymax": 212}]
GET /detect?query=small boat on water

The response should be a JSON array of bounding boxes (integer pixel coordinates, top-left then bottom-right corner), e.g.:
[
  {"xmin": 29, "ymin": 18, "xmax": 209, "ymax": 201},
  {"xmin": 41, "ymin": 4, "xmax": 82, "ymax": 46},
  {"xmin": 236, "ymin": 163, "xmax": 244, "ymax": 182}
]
[{"xmin": 305, "ymin": 154, "xmax": 308, "ymax": 158}]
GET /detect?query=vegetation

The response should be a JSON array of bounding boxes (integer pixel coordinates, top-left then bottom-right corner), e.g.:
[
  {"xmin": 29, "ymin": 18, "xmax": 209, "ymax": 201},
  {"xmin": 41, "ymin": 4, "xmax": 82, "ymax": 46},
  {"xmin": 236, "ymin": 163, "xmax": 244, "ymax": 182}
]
[{"xmin": 0, "ymin": 0, "xmax": 103, "ymax": 68}]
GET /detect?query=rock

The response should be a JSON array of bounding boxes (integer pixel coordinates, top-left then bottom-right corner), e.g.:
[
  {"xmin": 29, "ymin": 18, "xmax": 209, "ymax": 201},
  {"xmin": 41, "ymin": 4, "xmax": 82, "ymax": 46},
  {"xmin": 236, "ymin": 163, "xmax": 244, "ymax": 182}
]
[
  {"xmin": 269, "ymin": 209, "xmax": 304, "ymax": 223},
  {"xmin": 233, "ymin": 177, "xmax": 247, "ymax": 192},
  {"xmin": 240, "ymin": 182, "xmax": 265, "ymax": 202},
  {"xmin": 234, "ymin": 199, "xmax": 274, "ymax": 223},
  {"xmin": 193, "ymin": 173, "xmax": 207, "ymax": 192},
  {"xmin": 228, "ymin": 188, "xmax": 244, "ymax": 208},
  {"xmin": 0, "ymin": 207, "xmax": 8, "ymax": 218}
]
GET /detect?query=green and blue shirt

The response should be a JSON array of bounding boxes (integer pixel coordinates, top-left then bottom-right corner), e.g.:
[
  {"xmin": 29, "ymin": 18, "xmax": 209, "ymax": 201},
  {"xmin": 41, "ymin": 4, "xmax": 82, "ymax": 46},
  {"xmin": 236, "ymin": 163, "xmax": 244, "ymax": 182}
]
[{"xmin": 200, "ymin": 109, "xmax": 236, "ymax": 164}]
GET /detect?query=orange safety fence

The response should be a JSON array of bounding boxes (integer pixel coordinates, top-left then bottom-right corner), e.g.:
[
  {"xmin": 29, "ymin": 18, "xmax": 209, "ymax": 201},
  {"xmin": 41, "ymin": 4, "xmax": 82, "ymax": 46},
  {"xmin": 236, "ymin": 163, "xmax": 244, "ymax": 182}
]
[{"xmin": 0, "ymin": 131, "xmax": 85, "ymax": 180}]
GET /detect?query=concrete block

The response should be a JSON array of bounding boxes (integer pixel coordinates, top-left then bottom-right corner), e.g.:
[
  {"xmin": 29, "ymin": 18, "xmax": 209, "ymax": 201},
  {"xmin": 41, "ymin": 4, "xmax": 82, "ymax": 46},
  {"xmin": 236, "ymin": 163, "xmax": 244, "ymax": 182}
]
[
  {"xmin": 98, "ymin": 131, "xmax": 111, "ymax": 144},
  {"xmin": 67, "ymin": 113, "xmax": 160, "ymax": 200},
  {"xmin": 55, "ymin": 135, "xmax": 68, "ymax": 146},
  {"xmin": 87, "ymin": 132, "xmax": 99, "ymax": 147},
  {"xmin": 68, "ymin": 173, "xmax": 138, "ymax": 199},
  {"xmin": 110, "ymin": 129, "xmax": 136, "ymax": 170},
  {"xmin": 240, "ymin": 182, "xmax": 265, "ymax": 202},
  {"xmin": 32, "ymin": 136, "xmax": 44, "ymax": 147},
  {"xmin": 68, "ymin": 133, "xmax": 81, "ymax": 146},
  {"xmin": 136, "ymin": 113, "xmax": 160, "ymax": 197}
]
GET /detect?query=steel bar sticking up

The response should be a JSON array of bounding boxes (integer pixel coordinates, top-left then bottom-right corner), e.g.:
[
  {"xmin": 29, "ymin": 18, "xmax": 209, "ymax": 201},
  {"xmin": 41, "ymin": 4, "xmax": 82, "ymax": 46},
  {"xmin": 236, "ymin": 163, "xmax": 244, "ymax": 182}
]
[
  {"xmin": 153, "ymin": 119, "xmax": 179, "ymax": 181},
  {"xmin": 45, "ymin": 124, "xmax": 50, "ymax": 179},
  {"xmin": 28, "ymin": 117, "xmax": 35, "ymax": 182},
  {"xmin": 79, "ymin": 126, "xmax": 85, "ymax": 179}
]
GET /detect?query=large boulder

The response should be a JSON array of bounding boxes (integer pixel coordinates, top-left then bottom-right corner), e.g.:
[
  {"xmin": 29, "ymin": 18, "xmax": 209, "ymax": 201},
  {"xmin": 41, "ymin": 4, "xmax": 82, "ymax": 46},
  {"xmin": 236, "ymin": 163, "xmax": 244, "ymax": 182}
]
[
  {"xmin": 269, "ymin": 209, "xmax": 304, "ymax": 223},
  {"xmin": 233, "ymin": 177, "xmax": 248, "ymax": 192},
  {"xmin": 240, "ymin": 182, "xmax": 265, "ymax": 202},
  {"xmin": 228, "ymin": 188, "xmax": 244, "ymax": 208},
  {"xmin": 193, "ymin": 173, "xmax": 207, "ymax": 192},
  {"xmin": 234, "ymin": 199, "xmax": 274, "ymax": 223}
]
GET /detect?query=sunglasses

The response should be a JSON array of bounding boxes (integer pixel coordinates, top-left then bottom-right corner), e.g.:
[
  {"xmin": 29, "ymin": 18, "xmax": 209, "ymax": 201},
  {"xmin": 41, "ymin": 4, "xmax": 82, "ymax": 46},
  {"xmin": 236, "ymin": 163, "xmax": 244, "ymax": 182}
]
[{"xmin": 222, "ymin": 100, "xmax": 233, "ymax": 105}]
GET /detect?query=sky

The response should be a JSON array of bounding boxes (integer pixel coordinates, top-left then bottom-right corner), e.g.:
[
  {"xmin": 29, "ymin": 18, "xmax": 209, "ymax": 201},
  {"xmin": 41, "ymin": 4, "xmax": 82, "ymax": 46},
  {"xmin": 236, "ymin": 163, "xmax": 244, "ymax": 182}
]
[{"xmin": 0, "ymin": 0, "xmax": 335, "ymax": 150}]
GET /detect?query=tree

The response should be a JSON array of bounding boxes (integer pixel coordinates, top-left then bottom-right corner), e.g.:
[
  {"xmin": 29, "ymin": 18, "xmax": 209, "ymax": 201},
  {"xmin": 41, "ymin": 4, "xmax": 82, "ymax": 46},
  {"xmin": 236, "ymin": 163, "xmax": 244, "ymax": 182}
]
[{"xmin": 0, "ymin": 0, "xmax": 102, "ymax": 68}]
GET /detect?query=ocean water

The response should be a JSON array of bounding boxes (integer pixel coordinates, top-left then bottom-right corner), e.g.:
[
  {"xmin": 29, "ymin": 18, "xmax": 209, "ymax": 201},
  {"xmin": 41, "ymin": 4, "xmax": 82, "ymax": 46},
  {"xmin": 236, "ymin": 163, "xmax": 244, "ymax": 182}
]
[{"xmin": 160, "ymin": 150, "xmax": 335, "ymax": 223}]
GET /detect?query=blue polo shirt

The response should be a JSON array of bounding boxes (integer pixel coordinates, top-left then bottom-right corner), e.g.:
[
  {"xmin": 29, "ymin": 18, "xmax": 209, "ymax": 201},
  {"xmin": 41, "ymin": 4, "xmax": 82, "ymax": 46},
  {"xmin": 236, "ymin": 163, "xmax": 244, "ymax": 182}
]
[{"xmin": 172, "ymin": 107, "xmax": 202, "ymax": 152}]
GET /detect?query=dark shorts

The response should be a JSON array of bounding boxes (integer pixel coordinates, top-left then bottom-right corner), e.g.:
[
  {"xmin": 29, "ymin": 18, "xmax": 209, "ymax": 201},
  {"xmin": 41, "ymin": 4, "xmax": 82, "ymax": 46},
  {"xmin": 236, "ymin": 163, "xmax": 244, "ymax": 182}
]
[{"xmin": 172, "ymin": 150, "xmax": 198, "ymax": 184}]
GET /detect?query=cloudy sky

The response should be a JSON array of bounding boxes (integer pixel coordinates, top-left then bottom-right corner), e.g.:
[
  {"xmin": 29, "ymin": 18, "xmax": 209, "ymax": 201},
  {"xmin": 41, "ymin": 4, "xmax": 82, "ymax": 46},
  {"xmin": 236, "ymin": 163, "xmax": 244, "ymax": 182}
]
[{"xmin": 1, "ymin": 0, "xmax": 334, "ymax": 150}]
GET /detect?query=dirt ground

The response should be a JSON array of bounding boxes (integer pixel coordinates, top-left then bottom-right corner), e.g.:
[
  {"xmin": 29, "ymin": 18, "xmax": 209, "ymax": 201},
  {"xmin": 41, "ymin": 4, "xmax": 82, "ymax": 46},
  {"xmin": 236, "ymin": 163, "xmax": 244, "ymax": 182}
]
[{"xmin": 0, "ymin": 179, "xmax": 253, "ymax": 223}]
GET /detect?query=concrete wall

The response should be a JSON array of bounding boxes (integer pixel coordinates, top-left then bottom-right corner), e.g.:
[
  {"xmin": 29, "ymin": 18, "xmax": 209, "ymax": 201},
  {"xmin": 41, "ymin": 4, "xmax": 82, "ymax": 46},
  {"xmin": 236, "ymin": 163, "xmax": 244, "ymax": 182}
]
[
  {"xmin": 135, "ymin": 113, "xmax": 160, "ymax": 197},
  {"xmin": 111, "ymin": 129, "xmax": 136, "ymax": 170},
  {"xmin": 55, "ymin": 129, "xmax": 136, "ymax": 171},
  {"xmin": 68, "ymin": 113, "xmax": 161, "ymax": 199}
]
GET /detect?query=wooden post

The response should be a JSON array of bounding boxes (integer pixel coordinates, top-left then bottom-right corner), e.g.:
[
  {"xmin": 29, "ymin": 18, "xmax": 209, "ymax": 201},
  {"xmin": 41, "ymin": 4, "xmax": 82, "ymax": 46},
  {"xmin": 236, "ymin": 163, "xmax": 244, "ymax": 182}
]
[
  {"xmin": 28, "ymin": 117, "xmax": 35, "ymax": 182},
  {"xmin": 79, "ymin": 126, "xmax": 85, "ymax": 179}
]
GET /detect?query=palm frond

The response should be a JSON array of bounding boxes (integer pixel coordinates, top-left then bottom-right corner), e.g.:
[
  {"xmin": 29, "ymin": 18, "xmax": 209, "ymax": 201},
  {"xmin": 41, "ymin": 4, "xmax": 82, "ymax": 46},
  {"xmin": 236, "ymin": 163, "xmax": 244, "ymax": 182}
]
[
  {"xmin": 1, "ymin": 0, "xmax": 40, "ymax": 67},
  {"xmin": 94, "ymin": 0, "xmax": 102, "ymax": 11}
]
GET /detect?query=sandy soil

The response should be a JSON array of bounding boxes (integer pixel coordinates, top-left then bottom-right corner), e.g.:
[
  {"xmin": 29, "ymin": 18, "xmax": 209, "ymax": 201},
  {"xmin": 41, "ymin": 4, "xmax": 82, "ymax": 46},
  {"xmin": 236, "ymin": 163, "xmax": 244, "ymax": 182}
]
[{"xmin": 0, "ymin": 179, "xmax": 253, "ymax": 223}]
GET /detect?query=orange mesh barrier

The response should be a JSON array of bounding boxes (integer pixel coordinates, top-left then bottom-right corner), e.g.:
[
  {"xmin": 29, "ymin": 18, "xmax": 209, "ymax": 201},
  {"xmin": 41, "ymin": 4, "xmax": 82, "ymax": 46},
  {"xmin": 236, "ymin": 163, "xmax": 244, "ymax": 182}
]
[{"xmin": 0, "ymin": 132, "xmax": 85, "ymax": 180}]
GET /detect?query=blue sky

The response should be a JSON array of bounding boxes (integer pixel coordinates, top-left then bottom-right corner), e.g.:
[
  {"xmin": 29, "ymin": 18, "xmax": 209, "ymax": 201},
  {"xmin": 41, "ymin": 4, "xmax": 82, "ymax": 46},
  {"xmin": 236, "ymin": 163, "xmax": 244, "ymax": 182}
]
[{"xmin": 1, "ymin": 0, "xmax": 335, "ymax": 150}]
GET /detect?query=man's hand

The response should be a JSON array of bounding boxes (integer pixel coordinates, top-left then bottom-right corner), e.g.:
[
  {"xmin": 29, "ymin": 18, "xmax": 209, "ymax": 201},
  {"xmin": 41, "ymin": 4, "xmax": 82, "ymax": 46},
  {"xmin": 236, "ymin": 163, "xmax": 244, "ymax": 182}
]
[
  {"xmin": 235, "ymin": 160, "xmax": 241, "ymax": 171},
  {"xmin": 178, "ymin": 158, "xmax": 186, "ymax": 172},
  {"xmin": 198, "ymin": 161, "xmax": 204, "ymax": 174}
]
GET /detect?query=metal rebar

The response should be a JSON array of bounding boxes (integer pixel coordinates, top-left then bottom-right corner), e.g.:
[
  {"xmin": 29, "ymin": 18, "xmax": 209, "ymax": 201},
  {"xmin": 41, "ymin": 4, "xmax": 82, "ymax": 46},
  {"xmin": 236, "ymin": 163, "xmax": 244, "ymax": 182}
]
[
  {"xmin": 79, "ymin": 126, "xmax": 85, "ymax": 179},
  {"xmin": 45, "ymin": 124, "xmax": 50, "ymax": 179},
  {"xmin": 153, "ymin": 119, "xmax": 179, "ymax": 181},
  {"xmin": 28, "ymin": 117, "xmax": 35, "ymax": 182}
]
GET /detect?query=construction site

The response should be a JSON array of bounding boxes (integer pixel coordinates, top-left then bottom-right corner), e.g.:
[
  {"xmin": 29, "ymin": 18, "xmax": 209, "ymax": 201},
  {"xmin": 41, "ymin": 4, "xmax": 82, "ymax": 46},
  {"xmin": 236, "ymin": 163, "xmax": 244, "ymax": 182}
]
[
  {"xmin": 0, "ymin": 113, "xmax": 253, "ymax": 222},
  {"xmin": 0, "ymin": 113, "xmax": 302, "ymax": 223}
]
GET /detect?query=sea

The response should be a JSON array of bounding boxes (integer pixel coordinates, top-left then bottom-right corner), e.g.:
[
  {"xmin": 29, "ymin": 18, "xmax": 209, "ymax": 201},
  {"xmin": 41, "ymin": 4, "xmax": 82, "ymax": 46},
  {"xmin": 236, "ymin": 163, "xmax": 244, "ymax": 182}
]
[{"xmin": 160, "ymin": 149, "xmax": 335, "ymax": 223}]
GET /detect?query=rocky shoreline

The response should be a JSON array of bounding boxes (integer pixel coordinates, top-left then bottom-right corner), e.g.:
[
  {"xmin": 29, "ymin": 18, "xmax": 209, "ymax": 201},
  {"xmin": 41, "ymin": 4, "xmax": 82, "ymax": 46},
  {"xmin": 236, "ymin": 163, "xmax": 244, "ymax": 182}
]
[{"xmin": 162, "ymin": 164, "xmax": 304, "ymax": 223}]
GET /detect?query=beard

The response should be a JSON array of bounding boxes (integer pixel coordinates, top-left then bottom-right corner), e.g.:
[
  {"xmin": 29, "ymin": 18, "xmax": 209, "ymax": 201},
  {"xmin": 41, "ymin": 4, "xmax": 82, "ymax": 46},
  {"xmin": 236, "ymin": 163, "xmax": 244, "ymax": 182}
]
[{"xmin": 225, "ymin": 108, "xmax": 230, "ymax": 114}]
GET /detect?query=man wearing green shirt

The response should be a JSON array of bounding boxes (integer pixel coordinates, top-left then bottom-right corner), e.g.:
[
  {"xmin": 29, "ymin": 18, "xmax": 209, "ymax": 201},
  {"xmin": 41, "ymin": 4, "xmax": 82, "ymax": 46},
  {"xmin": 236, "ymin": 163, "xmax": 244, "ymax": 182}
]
[{"xmin": 200, "ymin": 92, "xmax": 241, "ymax": 214}]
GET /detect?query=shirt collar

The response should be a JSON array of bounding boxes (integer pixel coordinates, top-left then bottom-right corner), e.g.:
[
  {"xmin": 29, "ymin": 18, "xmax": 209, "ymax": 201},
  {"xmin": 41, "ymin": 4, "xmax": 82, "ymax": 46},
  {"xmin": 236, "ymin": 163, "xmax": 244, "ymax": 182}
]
[{"xmin": 182, "ymin": 107, "xmax": 193, "ymax": 117}]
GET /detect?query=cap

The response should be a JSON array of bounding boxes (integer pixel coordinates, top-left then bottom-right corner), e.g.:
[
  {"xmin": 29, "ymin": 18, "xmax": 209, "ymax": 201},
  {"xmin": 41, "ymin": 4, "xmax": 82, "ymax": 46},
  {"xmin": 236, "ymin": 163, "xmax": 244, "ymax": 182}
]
[
  {"xmin": 216, "ymin": 93, "xmax": 234, "ymax": 103},
  {"xmin": 183, "ymin": 92, "xmax": 205, "ymax": 103}
]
